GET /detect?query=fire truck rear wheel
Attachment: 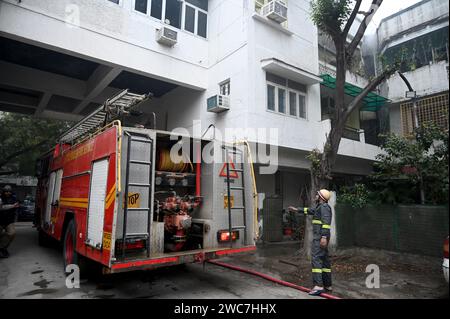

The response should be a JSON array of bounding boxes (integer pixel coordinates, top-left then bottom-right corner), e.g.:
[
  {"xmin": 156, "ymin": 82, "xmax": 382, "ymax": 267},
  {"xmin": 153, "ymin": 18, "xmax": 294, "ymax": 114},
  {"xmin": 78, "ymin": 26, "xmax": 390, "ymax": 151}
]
[
  {"xmin": 63, "ymin": 219, "xmax": 88, "ymax": 278},
  {"xmin": 38, "ymin": 229, "xmax": 54, "ymax": 247}
]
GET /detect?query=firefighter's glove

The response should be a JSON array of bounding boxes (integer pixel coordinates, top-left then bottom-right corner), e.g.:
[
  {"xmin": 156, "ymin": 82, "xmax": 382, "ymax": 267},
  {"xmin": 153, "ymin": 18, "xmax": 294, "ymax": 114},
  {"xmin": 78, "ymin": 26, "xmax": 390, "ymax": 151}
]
[
  {"xmin": 320, "ymin": 237, "xmax": 328, "ymax": 249},
  {"xmin": 288, "ymin": 206, "xmax": 298, "ymax": 213}
]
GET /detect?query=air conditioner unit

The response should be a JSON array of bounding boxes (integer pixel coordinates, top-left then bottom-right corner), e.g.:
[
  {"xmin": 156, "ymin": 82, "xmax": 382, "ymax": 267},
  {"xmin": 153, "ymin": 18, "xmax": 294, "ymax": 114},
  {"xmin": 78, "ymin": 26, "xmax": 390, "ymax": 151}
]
[
  {"xmin": 261, "ymin": 0, "xmax": 288, "ymax": 24},
  {"xmin": 207, "ymin": 95, "xmax": 230, "ymax": 113},
  {"xmin": 156, "ymin": 27, "xmax": 178, "ymax": 47}
]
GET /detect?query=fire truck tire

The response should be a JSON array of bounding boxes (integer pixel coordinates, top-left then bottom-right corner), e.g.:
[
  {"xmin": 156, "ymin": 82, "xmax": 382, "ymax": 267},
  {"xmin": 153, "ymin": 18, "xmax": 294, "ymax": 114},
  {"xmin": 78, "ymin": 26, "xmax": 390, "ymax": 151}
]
[
  {"xmin": 38, "ymin": 229, "xmax": 54, "ymax": 247},
  {"xmin": 63, "ymin": 219, "xmax": 88, "ymax": 278}
]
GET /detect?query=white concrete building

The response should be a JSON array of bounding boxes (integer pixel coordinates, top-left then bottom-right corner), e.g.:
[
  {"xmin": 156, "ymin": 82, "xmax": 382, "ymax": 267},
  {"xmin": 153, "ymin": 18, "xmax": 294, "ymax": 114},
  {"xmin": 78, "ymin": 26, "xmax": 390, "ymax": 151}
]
[
  {"xmin": 372, "ymin": 0, "xmax": 449, "ymax": 136},
  {"xmin": 0, "ymin": 0, "xmax": 386, "ymax": 221}
]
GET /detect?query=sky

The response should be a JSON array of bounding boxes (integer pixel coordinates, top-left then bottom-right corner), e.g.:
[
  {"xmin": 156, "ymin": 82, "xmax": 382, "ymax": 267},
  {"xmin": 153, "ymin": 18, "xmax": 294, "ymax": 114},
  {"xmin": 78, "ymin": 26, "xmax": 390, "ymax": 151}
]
[{"xmin": 361, "ymin": 0, "xmax": 423, "ymax": 34}]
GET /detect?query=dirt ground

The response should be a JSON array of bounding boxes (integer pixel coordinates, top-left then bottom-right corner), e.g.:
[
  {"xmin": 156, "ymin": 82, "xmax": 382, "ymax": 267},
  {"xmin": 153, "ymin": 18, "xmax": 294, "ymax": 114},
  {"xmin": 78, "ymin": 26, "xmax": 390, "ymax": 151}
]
[{"xmin": 225, "ymin": 242, "xmax": 449, "ymax": 299}]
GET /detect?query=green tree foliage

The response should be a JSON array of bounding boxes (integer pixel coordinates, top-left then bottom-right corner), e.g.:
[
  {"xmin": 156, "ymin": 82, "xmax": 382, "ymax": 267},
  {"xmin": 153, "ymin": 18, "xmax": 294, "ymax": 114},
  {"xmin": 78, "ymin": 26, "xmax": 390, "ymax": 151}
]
[
  {"xmin": 0, "ymin": 112, "xmax": 71, "ymax": 175},
  {"xmin": 371, "ymin": 122, "xmax": 449, "ymax": 205},
  {"xmin": 337, "ymin": 183, "xmax": 371, "ymax": 208},
  {"xmin": 310, "ymin": 0, "xmax": 351, "ymax": 33}
]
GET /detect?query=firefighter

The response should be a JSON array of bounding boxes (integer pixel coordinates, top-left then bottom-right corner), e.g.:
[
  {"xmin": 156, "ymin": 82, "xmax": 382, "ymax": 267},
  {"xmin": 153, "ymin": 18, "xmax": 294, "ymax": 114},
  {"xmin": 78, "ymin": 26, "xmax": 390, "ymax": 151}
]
[
  {"xmin": 0, "ymin": 185, "xmax": 19, "ymax": 258},
  {"xmin": 288, "ymin": 189, "xmax": 332, "ymax": 296}
]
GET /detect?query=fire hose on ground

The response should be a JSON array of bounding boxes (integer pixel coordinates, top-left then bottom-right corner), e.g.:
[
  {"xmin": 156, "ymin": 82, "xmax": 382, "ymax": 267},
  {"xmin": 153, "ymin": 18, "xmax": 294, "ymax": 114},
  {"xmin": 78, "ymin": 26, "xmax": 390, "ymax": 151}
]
[{"xmin": 206, "ymin": 259, "xmax": 341, "ymax": 300}]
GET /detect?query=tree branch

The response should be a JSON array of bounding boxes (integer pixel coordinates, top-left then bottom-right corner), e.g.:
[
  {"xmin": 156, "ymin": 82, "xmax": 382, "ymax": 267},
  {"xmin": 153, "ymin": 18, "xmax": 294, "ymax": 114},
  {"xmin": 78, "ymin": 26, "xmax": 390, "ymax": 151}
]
[
  {"xmin": 344, "ymin": 66, "xmax": 397, "ymax": 118},
  {"xmin": 0, "ymin": 140, "xmax": 48, "ymax": 169},
  {"xmin": 342, "ymin": 0, "xmax": 363, "ymax": 38},
  {"xmin": 346, "ymin": 0, "xmax": 383, "ymax": 59}
]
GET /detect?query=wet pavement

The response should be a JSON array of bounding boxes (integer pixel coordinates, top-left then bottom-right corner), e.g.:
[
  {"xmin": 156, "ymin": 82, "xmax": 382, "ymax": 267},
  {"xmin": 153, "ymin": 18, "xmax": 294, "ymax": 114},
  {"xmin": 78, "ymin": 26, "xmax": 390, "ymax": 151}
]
[
  {"xmin": 0, "ymin": 223, "xmax": 316, "ymax": 299},
  {"xmin": 225, "ymin": 241, "xmax": 449, "ymax": 299}
]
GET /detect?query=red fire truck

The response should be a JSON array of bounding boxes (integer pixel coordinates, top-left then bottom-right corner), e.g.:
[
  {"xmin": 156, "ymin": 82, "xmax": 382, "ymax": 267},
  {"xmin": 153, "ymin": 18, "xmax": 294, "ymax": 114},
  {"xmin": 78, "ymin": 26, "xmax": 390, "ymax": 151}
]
[{"xmin": 35, "ymin": 90, "xmax": 257, "ymax": 275}]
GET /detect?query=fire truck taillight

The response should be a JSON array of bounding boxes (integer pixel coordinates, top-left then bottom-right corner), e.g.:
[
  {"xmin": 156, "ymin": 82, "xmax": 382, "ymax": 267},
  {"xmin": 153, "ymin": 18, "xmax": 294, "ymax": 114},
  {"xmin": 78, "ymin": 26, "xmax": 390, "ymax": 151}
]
[{"xmin": 217, "ymin": 230, "xmax": 239, "ymax": 242}]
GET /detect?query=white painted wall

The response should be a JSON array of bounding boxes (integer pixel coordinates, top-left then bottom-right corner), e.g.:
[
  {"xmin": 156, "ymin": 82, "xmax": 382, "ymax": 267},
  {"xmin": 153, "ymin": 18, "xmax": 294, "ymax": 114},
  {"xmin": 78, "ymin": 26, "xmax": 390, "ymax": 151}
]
[
  {"xmin": 377, "ymin": 0, "xmax": 449, "ymax": 51},
  {"xmin": 382, "ymin": 61, "xmax": 449, "ymax": 102},
  {"xmin": 1, "ymin": 0, "xmax": 383, "ymax": 166},
  {"xmin": 389, "ymin": 103, "xmax": 402, "ymax": 135},
  {"xmin": 0, "ymin": 0, "xmax": 208, "ymax": 89}
]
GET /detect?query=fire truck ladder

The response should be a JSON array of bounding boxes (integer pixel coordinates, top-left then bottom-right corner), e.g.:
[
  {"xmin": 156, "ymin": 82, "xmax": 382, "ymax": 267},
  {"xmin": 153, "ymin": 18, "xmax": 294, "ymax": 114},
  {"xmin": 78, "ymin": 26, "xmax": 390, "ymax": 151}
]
[
  {"xmin": 59, "ymin": 89, "xmax": 150, "ymax": 144},
  {"xmin": 122, "ymin": 131, "xmax": 154, "ymax": 259},
  {"xmin": 224, "ymin": 145, "xmax": 247, "ymax": 247}
]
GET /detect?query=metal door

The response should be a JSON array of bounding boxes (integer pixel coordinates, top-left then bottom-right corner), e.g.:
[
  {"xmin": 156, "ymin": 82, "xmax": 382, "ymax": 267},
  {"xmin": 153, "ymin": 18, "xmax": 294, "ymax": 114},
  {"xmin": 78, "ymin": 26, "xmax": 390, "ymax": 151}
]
[
  {"xmin": 44, "ymin": 171, "xmax": 56, "ymax": 224},
  {"xmin": 86, "ymin": 158, "xmax": 109, "ymax": 249}
]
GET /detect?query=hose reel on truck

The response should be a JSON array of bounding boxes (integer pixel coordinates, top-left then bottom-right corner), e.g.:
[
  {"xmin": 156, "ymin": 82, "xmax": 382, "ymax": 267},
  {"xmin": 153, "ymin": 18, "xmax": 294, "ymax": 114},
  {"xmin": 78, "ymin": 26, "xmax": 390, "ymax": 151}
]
[{"xmin": 36, "ymin": 89, "xmax": 257, "ymax": 276}]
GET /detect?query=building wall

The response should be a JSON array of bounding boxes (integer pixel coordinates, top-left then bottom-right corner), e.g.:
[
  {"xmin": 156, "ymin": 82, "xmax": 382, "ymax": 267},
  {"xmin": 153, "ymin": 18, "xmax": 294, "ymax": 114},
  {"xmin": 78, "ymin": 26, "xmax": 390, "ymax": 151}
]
[
  {"xmin": 1, "ymin": 0, "xmax": 384, "ymax": 167},
  {"xmin": 255, "ymin": 168, "xmax": 310, "ymax": 209},
  {"xmin": 389, "ymin": 103, "xmax": 402, "ymax": 135},
  {"xmin": 382, "ymin": 61, "xmax": 449, "ymax": 102},
  {"xmin": 0, "ymin": 0, "xmax": 208, "ymax": 89},
  {"xmin": 377, "ymin": 0, "xmax": 449, "ymax": 52},
  {"xmin": 374, "ymin": 0, "xmax": 449, "ymax": 136}
]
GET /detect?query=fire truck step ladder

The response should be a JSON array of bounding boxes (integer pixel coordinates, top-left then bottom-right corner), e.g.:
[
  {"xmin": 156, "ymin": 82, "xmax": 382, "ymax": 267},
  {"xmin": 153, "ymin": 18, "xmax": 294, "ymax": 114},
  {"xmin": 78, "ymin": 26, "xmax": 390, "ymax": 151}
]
[
  {"xmin": 59, "ymin": 89, "xmax": 149, "ymax": 145},
  {"xmin": 122, "ymin": 131, "xmax": 153, "ymax": 259},
  {"xmin": 224, "ymin": 145, "xmax": 247, "ymax": 247}
]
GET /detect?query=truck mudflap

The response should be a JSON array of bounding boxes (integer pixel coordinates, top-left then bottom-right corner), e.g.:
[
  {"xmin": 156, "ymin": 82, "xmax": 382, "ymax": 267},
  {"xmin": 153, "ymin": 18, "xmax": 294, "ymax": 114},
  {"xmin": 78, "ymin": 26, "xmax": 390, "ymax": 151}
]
[{"xmin": 105, "ymin": 245, "xmax": 256, "ymax": 274}]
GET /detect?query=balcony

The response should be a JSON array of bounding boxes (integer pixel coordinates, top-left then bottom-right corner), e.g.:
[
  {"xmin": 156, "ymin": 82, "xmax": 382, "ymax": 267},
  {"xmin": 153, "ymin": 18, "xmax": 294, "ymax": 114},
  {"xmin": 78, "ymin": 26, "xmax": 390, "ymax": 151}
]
[{"xmin": 342, "ymin": 126, "xmax": 362, "ymax": 142}]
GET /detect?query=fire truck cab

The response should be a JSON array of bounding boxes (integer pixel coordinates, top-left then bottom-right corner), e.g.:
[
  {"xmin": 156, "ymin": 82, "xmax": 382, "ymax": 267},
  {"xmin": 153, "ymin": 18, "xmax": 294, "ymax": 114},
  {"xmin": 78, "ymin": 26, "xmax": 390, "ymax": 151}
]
[{"xmin": 35, "ymin": 90, "xmax": 256, "ymax": 275}]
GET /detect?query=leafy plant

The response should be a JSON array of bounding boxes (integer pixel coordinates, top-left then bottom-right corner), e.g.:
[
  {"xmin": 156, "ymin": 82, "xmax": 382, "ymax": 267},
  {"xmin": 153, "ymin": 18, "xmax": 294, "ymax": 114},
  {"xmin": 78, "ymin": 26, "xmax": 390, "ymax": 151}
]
[
  {"xmin": 0, "ymin": 112, "xmax": 71, "ymax": 175},
  {"xmin": 337, "ymin": 183, "xmax": 371, "ymax": 209},
  {"xmin": 371, "ymin": 122, "xmax": 448, "ymax": 205}
]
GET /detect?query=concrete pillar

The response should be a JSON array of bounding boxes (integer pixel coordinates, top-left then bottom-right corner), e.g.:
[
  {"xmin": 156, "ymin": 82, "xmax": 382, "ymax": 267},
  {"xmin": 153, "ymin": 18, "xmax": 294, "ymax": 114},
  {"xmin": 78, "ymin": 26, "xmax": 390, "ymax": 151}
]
[
  {"xmin": 328, "ymin": 191, "xmax": 337, "ymax": 255},
  {"xmin": 359, "ymin": 129, "xmax": 365, "ymax": 143}
]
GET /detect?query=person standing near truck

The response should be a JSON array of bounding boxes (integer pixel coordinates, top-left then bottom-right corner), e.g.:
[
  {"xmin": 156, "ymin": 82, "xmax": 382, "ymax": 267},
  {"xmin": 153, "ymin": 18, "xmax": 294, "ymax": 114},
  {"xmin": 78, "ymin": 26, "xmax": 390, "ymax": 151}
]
[
  {"xmin": 0, "ymin": 185, "xmax": 19, "ymax": 258},
  {"xmin": 288, "ymin": 189, "xmax": 332, "ymax": 296}
]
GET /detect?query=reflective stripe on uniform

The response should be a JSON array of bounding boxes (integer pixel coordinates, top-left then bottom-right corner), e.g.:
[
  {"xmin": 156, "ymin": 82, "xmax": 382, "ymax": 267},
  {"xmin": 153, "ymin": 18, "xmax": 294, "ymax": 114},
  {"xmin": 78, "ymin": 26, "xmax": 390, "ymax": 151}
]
[
  {"xmin": 312, "ymin": 219, "xmax": 322, "ymax": 225},
  {"xmin": 322, "ymin": 224, "xmax": 331, "ymax": 229},
  {"xmin": 304, "ymin": 207, "xmax": 308, "ymax": 214},
  {"xmin": 312, "ymin": 268, "xmax": 323, "ymax": 273},
  {"xmin": 322, "ymin": 268, "xmax": 332, "ymax": 273}
]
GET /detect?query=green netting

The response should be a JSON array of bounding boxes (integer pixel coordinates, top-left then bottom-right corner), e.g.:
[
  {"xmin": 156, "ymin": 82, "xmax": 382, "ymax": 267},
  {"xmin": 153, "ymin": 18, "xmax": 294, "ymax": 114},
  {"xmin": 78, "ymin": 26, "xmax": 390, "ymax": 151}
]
[{"xmin": 320, "ymin": 74, "xmax": 390, "ymax": 111}]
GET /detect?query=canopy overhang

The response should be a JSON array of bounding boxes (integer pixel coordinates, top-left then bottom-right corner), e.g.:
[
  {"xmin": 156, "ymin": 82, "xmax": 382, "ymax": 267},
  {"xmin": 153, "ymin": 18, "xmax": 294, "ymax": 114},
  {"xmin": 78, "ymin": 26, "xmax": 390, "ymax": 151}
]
[{"xmin": 320, "ymin": 74, "xmax": 390, "ymax": 111}]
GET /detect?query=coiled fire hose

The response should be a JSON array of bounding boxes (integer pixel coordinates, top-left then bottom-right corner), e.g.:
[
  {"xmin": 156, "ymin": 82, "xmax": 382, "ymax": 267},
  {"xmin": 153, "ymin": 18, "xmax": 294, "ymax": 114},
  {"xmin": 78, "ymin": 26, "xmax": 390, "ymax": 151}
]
[{"xmin": 158, "ymin": 149, "xmax": 194, "ymax": 173}]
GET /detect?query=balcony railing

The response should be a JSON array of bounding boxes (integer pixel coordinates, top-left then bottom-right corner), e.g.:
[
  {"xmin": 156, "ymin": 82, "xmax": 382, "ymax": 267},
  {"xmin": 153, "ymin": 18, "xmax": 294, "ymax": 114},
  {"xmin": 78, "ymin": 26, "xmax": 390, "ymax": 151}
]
[{"xmin": 342, "ymin": 126, "xmax": 361, "ymax": 142}]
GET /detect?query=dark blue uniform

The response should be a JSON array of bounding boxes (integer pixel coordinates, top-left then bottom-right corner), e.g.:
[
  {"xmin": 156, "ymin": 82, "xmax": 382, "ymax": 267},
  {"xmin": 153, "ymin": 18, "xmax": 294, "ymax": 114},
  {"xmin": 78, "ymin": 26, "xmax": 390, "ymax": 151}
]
[
  {"xmin": 0, "ymin": 193, "xmax": 18, "ymax": 227},
  {"xmin": 299, "ymin": 203, "xmax": 332, "ymax": 287}
]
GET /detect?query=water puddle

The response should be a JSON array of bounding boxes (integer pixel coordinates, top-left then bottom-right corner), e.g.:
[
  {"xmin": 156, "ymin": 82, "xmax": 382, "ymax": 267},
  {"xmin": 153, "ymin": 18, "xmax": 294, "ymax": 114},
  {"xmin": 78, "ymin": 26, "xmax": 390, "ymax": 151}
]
[
  {"xmin": 33, "ymin": 279, "xmax": 52, "ymax": 289},
  {"xmin": 17, "ymin": 288, "xmax": 58, "ymax": 297}
]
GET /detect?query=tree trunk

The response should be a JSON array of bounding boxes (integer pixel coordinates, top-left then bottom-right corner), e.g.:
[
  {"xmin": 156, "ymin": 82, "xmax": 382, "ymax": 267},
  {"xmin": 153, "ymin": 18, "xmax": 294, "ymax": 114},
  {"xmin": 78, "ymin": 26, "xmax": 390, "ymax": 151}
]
[{"xmin": 304, "ymin": 37, "xmax": 348, "ymax": 257}]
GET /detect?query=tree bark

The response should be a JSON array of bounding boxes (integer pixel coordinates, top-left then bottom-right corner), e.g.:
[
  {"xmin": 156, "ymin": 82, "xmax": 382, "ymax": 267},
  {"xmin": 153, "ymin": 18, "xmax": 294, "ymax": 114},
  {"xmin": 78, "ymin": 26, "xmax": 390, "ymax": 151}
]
[{"xmin": 304, "ymin": 0, "xmax": 392, "ymax": 258}]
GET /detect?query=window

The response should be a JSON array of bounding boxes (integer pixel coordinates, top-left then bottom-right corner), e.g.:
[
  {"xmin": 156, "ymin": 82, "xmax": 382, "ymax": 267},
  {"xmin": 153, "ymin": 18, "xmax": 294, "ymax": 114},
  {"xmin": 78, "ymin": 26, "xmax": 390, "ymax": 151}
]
[
  {"xmin": 267, "ymin": 85, "xmax": 275, "ymax": 111},
  {"xmin": 183, "ymin": 1, "xmax": 208, "ymax": 38},
  {"xmin": 135, "ymin": 0, "xmax": 148, "ymax": 14},
  {"xmin": 151, "ymin": 0, "xmax": 163, "ymax": 19},
  {"xmin": 266, "ymin": 72, "xmax": 307, "ymax": 119},
  {"xmin": 289, "ymin": 92, "xmax": 297, "ymax": 116},
  {"xmin": 220, "ymin": 80, "xmax": 231, "ymax": 96},
  {"xmin": 400, "ymin": 93, "xmax": 449, "ymax": 137},
  {"xmin": 197, "ymin": 11, "xmax": 207, "ymax": 38},
  {"xmin": 134, "ymin": 0, "xmax": 162, "ymax": 18},
  {"xmin": 299, "ymin": 94, "xmax": 306, "ymax": 119},
  {"xmin": 133, "ymin": 0, "xmax": 208, "ymax": 38},
  {"xmin": 165, "ymin": 0, "xmax": 182, "ymax": 28},
  {"xmin": 186, "ymin": 0, "xmax": 208, "ymax": 11},
  {"xmin": 278, "ymin": 88, "xmax": 286, "ymax": 114},
  {"xmin": 185, "ymin": 5, "xmax": 196, "ymax": 33}
]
